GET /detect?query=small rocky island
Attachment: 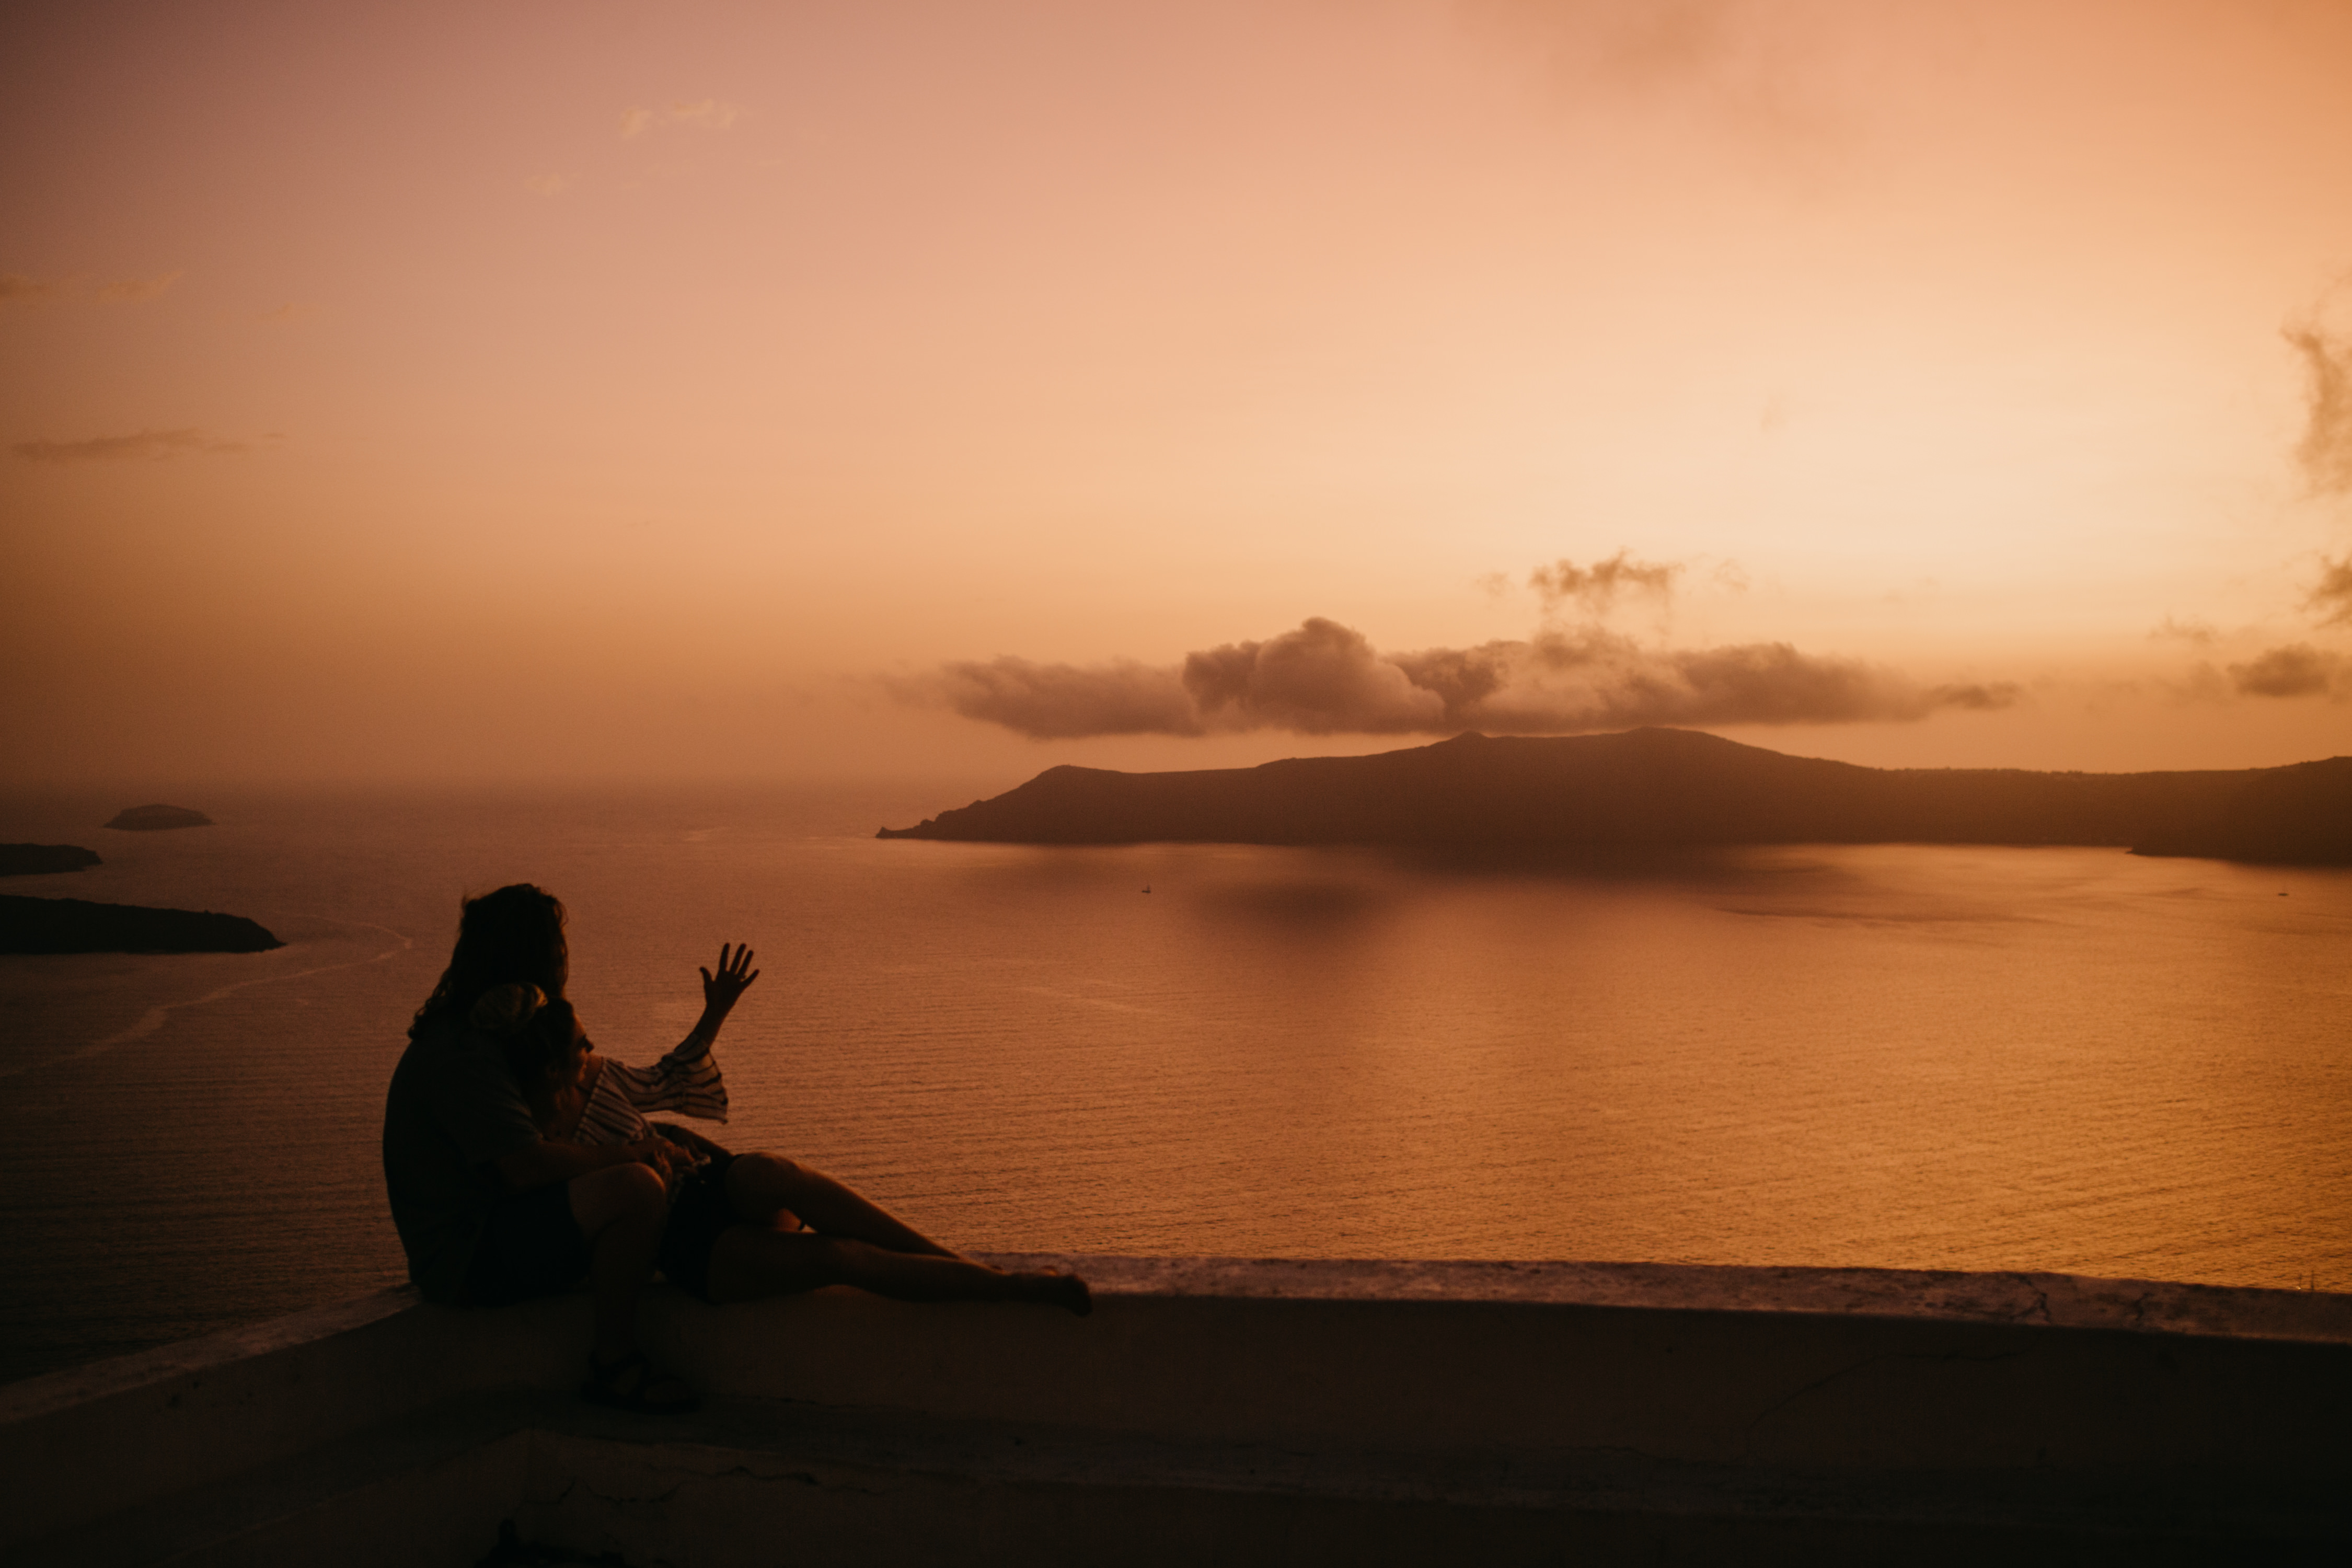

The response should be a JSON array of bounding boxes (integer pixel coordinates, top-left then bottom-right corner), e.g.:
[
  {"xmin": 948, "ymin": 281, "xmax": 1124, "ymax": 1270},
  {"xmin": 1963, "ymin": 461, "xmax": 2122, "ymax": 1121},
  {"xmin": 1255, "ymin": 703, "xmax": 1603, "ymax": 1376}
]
[
  {"xmin": 879, "ymin": 728, "xmax": 2352, "ymax": 864},
  {"xmin": 0, "ymin": 895, "xmax": 282, "ymax": 954},
  {"xmin": 105, "ymin": 804, "xmax": 214, "ymax": 831},
  {"xmin": 0, "ymin": 844, "xmax": 103, "ymax": 877}
]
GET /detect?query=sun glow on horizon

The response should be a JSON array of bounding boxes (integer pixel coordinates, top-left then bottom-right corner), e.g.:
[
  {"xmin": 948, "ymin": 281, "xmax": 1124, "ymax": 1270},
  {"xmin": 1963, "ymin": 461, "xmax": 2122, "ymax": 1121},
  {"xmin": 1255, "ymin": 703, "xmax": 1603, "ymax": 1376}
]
[{"xmin": 4, "ymin": 0, "xmax": 2350, "ymax": 787}]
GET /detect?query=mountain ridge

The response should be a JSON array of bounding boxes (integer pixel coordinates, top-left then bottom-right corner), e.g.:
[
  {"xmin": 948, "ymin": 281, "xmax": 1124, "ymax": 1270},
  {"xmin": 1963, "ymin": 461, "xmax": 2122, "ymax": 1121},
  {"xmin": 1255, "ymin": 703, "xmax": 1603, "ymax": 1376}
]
[{"xmin": 877, "ymin": 728, "xmax": 2352, "ymax": 863}]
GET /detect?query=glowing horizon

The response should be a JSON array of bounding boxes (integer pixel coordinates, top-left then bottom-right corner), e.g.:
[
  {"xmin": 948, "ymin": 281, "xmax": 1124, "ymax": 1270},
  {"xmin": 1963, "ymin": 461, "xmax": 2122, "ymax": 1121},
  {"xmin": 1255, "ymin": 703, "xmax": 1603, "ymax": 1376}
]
[{"xmin": 4, "ymin": 0, "xmax": 2350, "ymax": 788}]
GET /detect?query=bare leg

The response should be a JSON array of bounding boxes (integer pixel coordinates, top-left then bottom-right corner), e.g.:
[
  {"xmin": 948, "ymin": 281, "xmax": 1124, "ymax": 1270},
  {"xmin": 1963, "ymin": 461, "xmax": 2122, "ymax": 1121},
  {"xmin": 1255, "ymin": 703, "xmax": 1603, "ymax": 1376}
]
[
  {"xmin": 706, "ymin": 1229, "xmax": 1090, "ymax": 1315},
  {"xmin": 724, "ymin": 1152, "xmax": 959, "ymax": 1258},
  {"xmin": 567, "ymin": 1163, "xmax": 693, "ymax": 1405}
]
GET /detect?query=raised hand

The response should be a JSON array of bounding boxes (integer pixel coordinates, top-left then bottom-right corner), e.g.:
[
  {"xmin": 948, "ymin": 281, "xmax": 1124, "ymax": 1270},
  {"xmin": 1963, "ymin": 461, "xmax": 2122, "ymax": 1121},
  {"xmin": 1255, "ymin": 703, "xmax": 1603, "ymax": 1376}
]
[{"xmin": 699, "ymin": 942, "xmax": 759, "ymax": 1021}]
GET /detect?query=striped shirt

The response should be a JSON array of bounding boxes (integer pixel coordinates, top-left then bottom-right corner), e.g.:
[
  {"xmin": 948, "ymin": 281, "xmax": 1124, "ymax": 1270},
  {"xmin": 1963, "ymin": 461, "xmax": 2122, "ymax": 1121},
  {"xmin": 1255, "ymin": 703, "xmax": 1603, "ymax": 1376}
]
[{"xmin": 564, "ymin": 1032, "xmax": 729, "ymax": 1147}]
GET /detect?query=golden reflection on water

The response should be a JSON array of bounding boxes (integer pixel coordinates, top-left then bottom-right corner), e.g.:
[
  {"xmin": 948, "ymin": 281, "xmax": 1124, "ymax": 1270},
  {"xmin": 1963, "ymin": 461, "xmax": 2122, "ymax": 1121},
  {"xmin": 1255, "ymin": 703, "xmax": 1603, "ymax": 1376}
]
[
  {"xmin": 0, "ymin": 787, "xmax": 2345, "ymax": 1382},
  {"xmin": 654, "ymin": 836, "xmax": 2350, "ymax": 1294}
]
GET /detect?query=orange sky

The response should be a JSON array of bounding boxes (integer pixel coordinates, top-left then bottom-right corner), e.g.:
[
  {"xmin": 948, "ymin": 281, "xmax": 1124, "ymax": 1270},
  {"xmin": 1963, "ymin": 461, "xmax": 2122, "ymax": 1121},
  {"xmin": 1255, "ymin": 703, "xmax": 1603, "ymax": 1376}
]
[{"xmin": 5, "ymin": 0, "xmax": 2350, "ymax": 787}]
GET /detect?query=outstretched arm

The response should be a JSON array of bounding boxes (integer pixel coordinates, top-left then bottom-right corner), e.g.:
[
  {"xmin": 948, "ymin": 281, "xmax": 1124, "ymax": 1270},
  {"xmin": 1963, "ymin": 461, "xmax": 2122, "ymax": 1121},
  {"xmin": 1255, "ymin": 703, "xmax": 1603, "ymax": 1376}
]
[
  {"xmin": 677, "ymin": 942, "xmax": 759, "ymax": 1055},
  {"xmin": 593, "ymin": 944, "xmax": 755, "ymax": 1125}
]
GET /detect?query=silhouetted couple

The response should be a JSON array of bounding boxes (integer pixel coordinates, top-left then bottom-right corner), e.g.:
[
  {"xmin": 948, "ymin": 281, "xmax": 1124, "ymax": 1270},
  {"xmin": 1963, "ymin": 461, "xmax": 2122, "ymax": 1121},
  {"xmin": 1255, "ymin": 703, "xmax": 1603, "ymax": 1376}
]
[{"xmin": 382, "ymin": 883, "xmax": 1087, "ymax": 1412}]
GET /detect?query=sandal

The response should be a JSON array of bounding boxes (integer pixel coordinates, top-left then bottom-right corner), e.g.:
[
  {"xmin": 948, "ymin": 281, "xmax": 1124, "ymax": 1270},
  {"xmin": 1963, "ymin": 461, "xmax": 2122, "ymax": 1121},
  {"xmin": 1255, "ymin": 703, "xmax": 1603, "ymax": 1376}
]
[{"xmin": 581, "ymin": 1349, "xmax": 699, "ymax": 1413}]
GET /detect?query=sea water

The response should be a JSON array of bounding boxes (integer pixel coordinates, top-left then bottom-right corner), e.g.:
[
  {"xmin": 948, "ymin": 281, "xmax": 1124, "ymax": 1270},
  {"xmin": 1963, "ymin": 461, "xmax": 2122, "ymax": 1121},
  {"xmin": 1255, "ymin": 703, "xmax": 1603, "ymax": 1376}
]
[{"xmin": 2, "ymin": 780, "xmax": 2347, "ymax": 1385}]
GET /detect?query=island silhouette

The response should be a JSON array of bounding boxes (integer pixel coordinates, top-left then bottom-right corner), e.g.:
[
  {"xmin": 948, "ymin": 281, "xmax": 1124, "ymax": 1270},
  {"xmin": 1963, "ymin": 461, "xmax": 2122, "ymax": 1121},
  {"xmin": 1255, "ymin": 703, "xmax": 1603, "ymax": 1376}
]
[
  {"xmin": 0, "ymin": 844, "xmax": 102, "ymax": 877},
  {"xmin": 0, "ymin": 896, "xmax": 281, "ymax": 954},
  {"xmin": 104, "ymin": 804, "xmax": 213, "ymax": 831},
  {"xmin": 878, "ymin": 728, "xmax": 2352, "ymax": 863}
]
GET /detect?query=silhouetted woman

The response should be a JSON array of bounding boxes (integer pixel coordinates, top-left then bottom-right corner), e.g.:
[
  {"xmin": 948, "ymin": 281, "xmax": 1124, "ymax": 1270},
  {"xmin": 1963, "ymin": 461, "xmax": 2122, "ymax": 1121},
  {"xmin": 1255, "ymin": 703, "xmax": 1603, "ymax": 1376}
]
[{"xmin": 383, "ymin": 883, "xmax": 1086, "ymax": 1414}]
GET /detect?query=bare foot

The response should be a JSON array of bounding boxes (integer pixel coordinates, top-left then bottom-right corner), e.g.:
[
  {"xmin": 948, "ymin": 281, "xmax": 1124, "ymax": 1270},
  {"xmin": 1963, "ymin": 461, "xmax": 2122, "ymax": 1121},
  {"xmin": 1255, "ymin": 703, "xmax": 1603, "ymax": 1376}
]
[{"xmin": 1022, "ymin": 1267, "xmax": 1092, "ymax": 1317}]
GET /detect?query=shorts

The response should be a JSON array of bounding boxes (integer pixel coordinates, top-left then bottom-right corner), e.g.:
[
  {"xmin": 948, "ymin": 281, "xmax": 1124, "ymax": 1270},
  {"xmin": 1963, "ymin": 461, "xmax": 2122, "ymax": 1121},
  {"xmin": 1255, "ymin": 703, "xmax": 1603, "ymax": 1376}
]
[
  {"xmin": 656, "ymin": 1150, "xmax": 739, "ymax": 1304},
  {"xmin": 463, "ymin": 1180, "xmax": 592, "ymax": 1307}
]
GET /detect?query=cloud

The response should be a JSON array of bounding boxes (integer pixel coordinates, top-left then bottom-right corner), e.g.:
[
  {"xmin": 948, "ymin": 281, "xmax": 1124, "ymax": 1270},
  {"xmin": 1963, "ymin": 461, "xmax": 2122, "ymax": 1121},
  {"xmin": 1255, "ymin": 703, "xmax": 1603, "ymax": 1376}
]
[
  {"xmin": 1923, "ymin": 682, "xmax": 2022, "ymax": 711},
  {"xmin": 1, "ymin": 273, "xmax": 65, "ymax": 304},
  {"xmin": 2151, "ymin": 615, "xmax": 2219, "ymax": 645},
  {"xmin": 13, "ymin": 428, "xmax": 249, "ymax": 463},
  {"xmin": 1528, "ymin": 550, "xmax": 1682, "ymax": 616},
  {"xmin": 668, "ymin": 98, "xmax": 740, "ymax": 130},
  {"xmin": 1186, "ymin": 618, "xmax": 1449, "ymax": 734},
  {"xmin": 2229, "ymin": 643, "xmax": 2343, "ymax": 699},
  {"xmin": 929, "ymin": 659, "xmax": 1204, "ymax": 739},
  {"xmin": 914, "ymin": 549, "xmax": 2034, "ymax": 741},
  {"xmin": 1461, "ymin": 0, "xmax": 1837, "ymax": 151},
  {"xmin": 1470, "ymin": 0, "xmax": 1759, "ymax": 85},
  {"xmin": 920, "ymin": 616, "xmax": 2018, "ymax": 740},
  {"xmin": 1454, "ymin": 629, "xmax": 2015, "ymax": 732},
  {"xmin": 2307, "ymin": 556, "xmax": 2352, "ymax": 627},
  {"xmin": 620, "ymin": 99, "xmax": 740, "ymax": 139},
  {"xmin": 92, "ymin": 271, "xmax": 181, "ymax": 303},
  {"xmin": 1, "ymin": 271, "xmax": 180, "ymax": 305},
  {"xmin": 524, "ymin": 173, "xmax": 572, "ymax": 197},
  {"xmin": 2285, "ymin": 308, "xmax": 2352, "ymax": 498}
]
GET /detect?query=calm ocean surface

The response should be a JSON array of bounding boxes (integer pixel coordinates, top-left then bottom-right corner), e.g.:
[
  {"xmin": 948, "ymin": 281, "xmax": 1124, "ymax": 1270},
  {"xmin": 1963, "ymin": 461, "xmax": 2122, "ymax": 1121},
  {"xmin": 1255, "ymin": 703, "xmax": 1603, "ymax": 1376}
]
[{"xmin": 2, "ymin": 779, "xmax": 2347, "ymax": 1386}]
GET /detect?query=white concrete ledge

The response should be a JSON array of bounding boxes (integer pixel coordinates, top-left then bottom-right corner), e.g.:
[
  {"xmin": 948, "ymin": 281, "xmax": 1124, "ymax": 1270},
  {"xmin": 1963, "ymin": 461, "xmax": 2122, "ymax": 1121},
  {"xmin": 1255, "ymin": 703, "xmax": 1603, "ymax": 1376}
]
[
  {"xmin": 6, "ymin": 1257, "xmax": 2348, "ymax": 1566},
  {"xmin": 987, "ymin": 1254, "xmax": 2352, "ymax": 1342}
]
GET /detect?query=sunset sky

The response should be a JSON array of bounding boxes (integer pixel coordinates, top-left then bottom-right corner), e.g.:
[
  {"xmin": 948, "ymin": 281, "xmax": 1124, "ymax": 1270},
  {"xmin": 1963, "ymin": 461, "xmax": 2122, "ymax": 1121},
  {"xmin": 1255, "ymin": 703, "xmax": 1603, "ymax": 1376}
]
[{"xmin": 5, "ymin": 0, "xmax": 2351, "ymax": 787}]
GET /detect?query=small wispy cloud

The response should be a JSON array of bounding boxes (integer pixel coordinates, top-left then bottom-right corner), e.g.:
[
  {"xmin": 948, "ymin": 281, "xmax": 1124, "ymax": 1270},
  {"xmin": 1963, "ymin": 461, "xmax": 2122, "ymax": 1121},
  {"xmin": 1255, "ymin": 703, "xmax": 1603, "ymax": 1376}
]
[
  {"xmin": 1, "ymin": 270, "xmax": 182, "ymax": 306},
  {"xmin": 2307, "ymin": 555, "xmax": 2352, "ymax": 627},
  {"xmin": 620, "ymin": 99, "xmax": 742, "ymax": 139},
  {"xmin": 2151, "ymin": 616, "xmax": 2220, "ymax": 645},
  {"xmin": 93, "ymin": 271, "xmax": 182, "ymax": 303},
  {"xmin": 524, "ymin": 172, "xmax": 573, "ymax": 197},
  {"xmin": 2285, "ymin": 300, "xmax": 2352, "ymax": 499},
  {"xmin": 1, "ymin": 273, "xmax": 67, "ymax": 304},
  {"xmin": 1528, "ymin": 550, "xmax": 1684, "ymax": 616},
  {"xmin": 668, "ymin": 98, "xmax": 740, "ymax": 130},
  {"xmin": 1463, "ymin": 0, "xmax": 1841, "ymax": 160},
  {"xmin": 2229, "ymin": 642, "xmax": 2343, "ymax": 699},
  {"xmin": 14, "ymin": 428, "xmax": 251, "ymax": 463},
  {"xmin": 258, "ymin": 302, "xmax": 314, "ymax": 322}
]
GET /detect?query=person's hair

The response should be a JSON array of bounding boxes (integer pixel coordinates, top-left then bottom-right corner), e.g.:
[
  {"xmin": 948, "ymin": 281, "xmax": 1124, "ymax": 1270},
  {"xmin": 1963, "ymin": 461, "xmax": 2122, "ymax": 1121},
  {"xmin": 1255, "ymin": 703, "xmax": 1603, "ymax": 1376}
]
[
  {"xmin": 409, "ymin": 883, "xmax": 569, "ymax": 1039},
  {"xmin": 459, "ymin": 982, "xmax": 576, "ymax": 1092},
  {"xmin": 503, "ymin": 996, "xmax": 579, "ymax": 1093}
]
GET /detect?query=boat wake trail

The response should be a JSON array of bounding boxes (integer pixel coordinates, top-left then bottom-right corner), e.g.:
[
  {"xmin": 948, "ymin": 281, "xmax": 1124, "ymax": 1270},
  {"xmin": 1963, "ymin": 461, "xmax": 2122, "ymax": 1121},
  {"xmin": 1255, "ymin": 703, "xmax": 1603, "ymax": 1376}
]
[{"xmin": 0, "ymin": 916, "xmax": 417, "ymax": 1080}]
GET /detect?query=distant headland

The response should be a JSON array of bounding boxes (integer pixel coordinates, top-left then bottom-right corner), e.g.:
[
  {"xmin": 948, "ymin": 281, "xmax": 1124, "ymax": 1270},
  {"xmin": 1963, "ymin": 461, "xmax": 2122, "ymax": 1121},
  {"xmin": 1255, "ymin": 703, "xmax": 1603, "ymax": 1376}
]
[
  {"xmin": 0, "ymin": 895, "xmax": 282, "ymax": 954},
  {"xmin": 104, "ymin": 804, "xmax": 213, "ymax": 831},
  {"xmin": 0, "ymin": 844, "xmax": 102, "ymax": 877},
  {"xmin": 878, "ymin": 728, "xmax": 2352, "ymax": 864}
]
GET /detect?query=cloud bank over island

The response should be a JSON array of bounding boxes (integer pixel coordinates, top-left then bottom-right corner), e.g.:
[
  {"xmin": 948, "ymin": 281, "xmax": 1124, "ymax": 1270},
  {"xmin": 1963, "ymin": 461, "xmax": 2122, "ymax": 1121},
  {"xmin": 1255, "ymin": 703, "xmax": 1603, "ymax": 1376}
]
[{"xmin": 918, "ymin": 555, "xmax": 2022, "ymax": 741}]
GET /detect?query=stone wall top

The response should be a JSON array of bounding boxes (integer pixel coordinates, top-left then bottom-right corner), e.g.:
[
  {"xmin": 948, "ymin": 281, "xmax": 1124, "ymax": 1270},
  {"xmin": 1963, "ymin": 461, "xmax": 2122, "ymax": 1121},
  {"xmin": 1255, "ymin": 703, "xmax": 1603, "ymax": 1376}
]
[{"xmin": 981, "ymin": 1255, "xmax": 2352, "ymax": 1345}]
